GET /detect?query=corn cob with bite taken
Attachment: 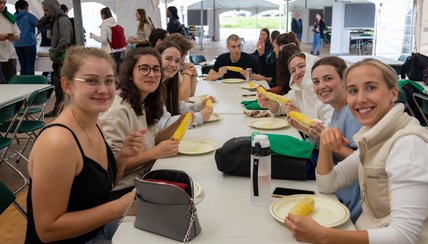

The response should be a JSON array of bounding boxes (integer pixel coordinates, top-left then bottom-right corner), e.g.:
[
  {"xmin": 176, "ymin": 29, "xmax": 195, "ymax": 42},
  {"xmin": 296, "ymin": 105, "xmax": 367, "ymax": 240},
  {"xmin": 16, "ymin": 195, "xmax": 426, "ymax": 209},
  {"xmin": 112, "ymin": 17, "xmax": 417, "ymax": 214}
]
[
  {"xmin": 257, "ymin": 86, "xmax": 290, "ymax": 103},
  {"xmin": 288, "ymin": 111, "xmax": 315, "ymax": 129}
]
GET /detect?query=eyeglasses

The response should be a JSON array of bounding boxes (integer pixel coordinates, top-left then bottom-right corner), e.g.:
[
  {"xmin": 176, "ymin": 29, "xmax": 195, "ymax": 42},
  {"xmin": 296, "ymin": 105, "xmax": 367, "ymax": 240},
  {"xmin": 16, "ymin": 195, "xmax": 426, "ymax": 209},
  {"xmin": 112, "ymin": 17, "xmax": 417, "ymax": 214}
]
[
  {"xmin": 136, "ymin": 64, "xmax": 162, "ymax": 76},
  {"xmin": 72, "ymin": 76, "xmax": 116, "ymax": 89}
]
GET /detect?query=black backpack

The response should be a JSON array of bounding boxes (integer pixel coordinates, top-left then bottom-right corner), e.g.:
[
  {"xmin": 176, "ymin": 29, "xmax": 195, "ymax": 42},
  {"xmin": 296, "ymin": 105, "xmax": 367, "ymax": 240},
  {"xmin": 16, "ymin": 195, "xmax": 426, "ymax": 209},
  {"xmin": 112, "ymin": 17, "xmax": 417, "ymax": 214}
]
[
  {"xmin": 401, "ymin": 53, "xmax": 428, "ymax": 81},
  {"xmin": 177, "ymin": 24, "xmax": 190, "ymax": 36}
]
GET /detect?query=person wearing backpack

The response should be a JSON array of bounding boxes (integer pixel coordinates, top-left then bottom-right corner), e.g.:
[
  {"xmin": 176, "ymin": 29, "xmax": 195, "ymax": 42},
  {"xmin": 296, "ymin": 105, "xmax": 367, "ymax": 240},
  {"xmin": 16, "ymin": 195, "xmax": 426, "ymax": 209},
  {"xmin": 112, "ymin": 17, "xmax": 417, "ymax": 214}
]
[
  {"xmin": 90, "ymin": 7, "xmax": 126, "ymax": 72},
  {"xmin": 166, "ymin": 6, "xmax": 180, "ymax": 34},
  {"xmin": 37, "ymin": 0, "xmax": 73, "ymax": 117}
]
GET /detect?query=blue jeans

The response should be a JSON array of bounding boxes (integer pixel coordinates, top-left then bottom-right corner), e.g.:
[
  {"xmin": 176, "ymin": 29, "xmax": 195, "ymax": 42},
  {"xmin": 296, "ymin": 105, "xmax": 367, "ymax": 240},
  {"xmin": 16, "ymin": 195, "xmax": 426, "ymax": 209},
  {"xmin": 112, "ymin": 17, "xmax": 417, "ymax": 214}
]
[
  {"xmin": 311, "ymin": 33, "xmax": 322, "ymax": 54},
  {"xmin": 15, "ymin": 45, "xmax": 36, "ymax": 75},
  {"xmin": 295, "ymin": 32, "xmax": 302, "ymax": 43},
  {"xmin": 85, "ymin": 219, "xmax": 119, "ymax": 243}
]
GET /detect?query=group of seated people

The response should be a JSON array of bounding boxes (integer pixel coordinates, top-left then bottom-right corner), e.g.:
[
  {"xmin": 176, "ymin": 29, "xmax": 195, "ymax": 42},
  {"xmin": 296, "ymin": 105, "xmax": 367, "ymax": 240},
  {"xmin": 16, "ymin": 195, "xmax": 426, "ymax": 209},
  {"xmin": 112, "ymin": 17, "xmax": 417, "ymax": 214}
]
[{"xmin": 24, "ymin": 25, "xmax": 428, "ymax": 244}]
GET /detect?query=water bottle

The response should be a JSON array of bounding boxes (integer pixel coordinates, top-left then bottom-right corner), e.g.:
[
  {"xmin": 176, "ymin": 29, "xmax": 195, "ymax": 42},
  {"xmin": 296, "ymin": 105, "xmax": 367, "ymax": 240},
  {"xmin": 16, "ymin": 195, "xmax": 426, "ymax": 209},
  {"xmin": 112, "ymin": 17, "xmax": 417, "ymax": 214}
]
[
  {"xmin": 250, "ymin": 134, "xmax": 271, "ymax": 206},
  {"xmin": 246, "ymin": 68, "xmax": 252, "ymax": 83}
]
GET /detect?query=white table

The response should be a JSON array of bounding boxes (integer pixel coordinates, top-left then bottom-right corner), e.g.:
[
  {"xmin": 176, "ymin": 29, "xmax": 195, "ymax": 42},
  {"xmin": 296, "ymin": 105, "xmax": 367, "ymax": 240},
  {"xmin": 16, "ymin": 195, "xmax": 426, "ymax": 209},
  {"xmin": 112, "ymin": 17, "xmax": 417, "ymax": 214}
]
[
  {"xmin": 350, "ymin": 34, "xmax": 373, "ymax": 55},
  {"xmin": 0, "ymin": 84, "xmax": 52, "ymax": 106},
  {"xmin": 339, "ymin": 55, "xmax": 404, "ymax": 67},
  {"xmin": 112, "ymin": 81, "xmax": 355, "ymax": 244}
]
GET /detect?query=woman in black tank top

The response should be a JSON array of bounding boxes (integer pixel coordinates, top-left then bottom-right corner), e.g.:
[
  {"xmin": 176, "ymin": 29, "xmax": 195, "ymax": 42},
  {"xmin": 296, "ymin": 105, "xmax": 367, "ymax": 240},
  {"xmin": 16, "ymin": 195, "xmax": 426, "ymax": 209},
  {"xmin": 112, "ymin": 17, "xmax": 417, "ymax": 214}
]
[{"xmin": 25, "ymin": 46, "xmax": 146, "ymax": 243}]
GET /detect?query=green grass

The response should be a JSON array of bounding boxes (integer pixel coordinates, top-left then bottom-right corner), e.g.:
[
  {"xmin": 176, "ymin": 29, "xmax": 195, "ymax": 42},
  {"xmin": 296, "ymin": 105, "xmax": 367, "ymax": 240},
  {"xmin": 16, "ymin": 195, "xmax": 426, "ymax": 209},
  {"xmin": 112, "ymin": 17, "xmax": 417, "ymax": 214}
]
[{"xmin": 220, "ymin": 16, "xmax": 291, "ymax": 29}]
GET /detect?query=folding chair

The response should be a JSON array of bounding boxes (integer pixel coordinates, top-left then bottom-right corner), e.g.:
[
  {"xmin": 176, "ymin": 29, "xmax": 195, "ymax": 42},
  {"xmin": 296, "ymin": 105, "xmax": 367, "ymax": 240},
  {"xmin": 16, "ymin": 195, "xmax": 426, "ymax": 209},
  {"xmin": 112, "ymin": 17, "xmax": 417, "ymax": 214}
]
[
  {"xmin": 8, "ymin": 75, "xmax": 51, "ymax": 120},
  {"xmin": 189, "ymin": 55, "xmax": 207, "ymax": 65},
  {"xmin": 0, "ymin": 86, "xmax": 53, "ymax": 163},
  {"xmin": 0, "ymin": 181, "xmax": 26, "ymax": 218},
  {"xmin": 413, "ymin": 93, "xmax": 428, "ymax": 125},
  {"xmin": 0, "ymin": 98, "xmax": 29, "ymax": 193}
]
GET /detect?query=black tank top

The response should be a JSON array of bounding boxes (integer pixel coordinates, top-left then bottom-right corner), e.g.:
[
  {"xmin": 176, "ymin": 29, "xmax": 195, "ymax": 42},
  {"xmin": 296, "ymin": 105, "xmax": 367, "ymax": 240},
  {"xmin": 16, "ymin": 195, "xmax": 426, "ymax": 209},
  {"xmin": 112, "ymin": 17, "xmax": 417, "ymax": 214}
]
[{"xmin": 25, "ymin": 123, "xmax": 117, "ymax": 243}]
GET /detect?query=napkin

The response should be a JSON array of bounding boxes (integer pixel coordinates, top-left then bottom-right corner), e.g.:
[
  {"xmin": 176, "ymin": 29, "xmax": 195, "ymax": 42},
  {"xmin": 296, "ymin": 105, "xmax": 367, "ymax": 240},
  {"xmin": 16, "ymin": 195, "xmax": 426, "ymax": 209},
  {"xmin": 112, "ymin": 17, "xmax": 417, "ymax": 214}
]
[{"xmin": 241, "ymin": 100, "xmax": 267, "ymax": 110}]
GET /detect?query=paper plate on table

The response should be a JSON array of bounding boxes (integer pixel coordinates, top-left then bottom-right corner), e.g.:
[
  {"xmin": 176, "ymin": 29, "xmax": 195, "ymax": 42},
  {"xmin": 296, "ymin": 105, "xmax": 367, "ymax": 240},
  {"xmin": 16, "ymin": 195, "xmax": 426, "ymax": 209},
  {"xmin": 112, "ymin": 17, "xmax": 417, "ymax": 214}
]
[
  {"xmin": 222, "ymin": 78, "xmax": 246, "ymax": 84},
  {"xmin": 188, "ymin": 94, "xmax": 208, "ymax": 103},
  {"xmin": 193, "ymin": 181, "xmax": 203, "ymax": 204},
  {"xmin": 240, "ymin": 83, "xmax": 258, "ymax": 90},
  {"xmin": 178, "ymin": 139, "xmax": 218, "ymax": 155},
  {"xmin": 206, "ymin": 113, "xmax": 221, "ymax": 122},
  {"xmin": 270, "ymin": 195, "xmax": 350, "ymax": 228},
  {"xmin": 241, "ymin": 94, "xmax": 258, "ymax": 102},
  {"xmin": 248, "ymin": 118, "xmax": 288, "ymax": 130}
]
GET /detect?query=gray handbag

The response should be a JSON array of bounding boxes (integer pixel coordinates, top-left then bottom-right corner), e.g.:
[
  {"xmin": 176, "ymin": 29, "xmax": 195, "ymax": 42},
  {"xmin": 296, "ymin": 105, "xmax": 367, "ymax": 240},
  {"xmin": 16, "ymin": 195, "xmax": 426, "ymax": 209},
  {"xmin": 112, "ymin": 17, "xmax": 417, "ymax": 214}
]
[{"xmin": 134, "ymin": 169, "xmax": 202, "ymax": 242}]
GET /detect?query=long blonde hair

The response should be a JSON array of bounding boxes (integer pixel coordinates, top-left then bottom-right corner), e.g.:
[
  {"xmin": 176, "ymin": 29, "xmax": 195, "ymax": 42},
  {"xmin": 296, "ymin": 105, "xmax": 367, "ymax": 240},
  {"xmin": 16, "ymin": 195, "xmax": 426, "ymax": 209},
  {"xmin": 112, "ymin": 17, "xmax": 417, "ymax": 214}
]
[{"xmin": 137, "ymin": 9, "xmax": 154, "ymax": 32}]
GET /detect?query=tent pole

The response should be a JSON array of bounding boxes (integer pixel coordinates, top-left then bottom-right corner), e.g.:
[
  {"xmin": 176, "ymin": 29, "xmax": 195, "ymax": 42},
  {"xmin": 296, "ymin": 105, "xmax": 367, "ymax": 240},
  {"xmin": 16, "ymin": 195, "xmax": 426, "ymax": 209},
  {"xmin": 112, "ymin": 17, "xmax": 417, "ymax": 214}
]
[
  {"xmin": 200, "ymin": 1, "xmax": 203, "ymax": 50},
  {"xmin": 72, "ymin": 0, "xmax": 84, "ymax": 45},
  {"xmin": 286, "ymin": 0, "xmax": 289, "ymax": 33}
]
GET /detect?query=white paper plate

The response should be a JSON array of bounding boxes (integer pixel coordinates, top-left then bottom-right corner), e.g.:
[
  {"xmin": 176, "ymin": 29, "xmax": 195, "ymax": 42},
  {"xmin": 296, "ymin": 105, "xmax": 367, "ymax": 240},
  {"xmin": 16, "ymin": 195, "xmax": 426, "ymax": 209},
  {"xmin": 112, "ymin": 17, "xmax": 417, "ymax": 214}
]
[
  {"xmin": 248, "ymin": 118, "xmax": 289, "ymax": 130},
  {"xmin": 222, "ymin": 78, "xmax": 246, "ymax": 84},
  {"xmin": 270, "ymin": 195, "xmax": 350, "ymax": 228},
  {"xmin": 178, "ymin": 139, "xmax": 218, "ymax": 155},
  {"xmin": 240, "ymin": 83, "xmax": 258, "ymax": 90},
  {"xmin": 206, "ymin": 113, "xmax": 221, "ymax": 122},
  {"xmin": 193, "ymin": 181, "xmax": 203, "ymax": 204},
  {"xmin": 188, "ymin": 94, "xmax": 208, "ymax": 103},
  {"xmin": 241, "ymin": 94, "xmax": 258, "ymax": 102}
]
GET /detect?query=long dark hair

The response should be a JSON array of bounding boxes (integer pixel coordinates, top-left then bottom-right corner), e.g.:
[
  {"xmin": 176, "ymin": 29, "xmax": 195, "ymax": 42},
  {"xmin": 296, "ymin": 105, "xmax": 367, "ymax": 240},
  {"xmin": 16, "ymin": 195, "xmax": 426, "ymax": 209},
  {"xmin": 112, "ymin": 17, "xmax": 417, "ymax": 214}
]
[
  {"xmin": 167, "ymin": 6, "xmax": 179, "ymax": 19},
  {"xmin": 260, "ymin": 28, "xmax": 271, "ymax": 47},
  {"xmin": 276, "ymin": 43, "xmax": 301, "ymax": 94},
  {"xmin": 118, "ymin": 46, "xmax": 164, "ymax": 126},
  {"xmin": 274, "ymin": 32, "xmax": 300, "ymax": 50},
  {"xmin": 149, "ymin": 28, "xmax": 168, "ymax": 47},
  {"xmin": 157, "ymin": 41, "xmax": 182, "ymax": 116}
]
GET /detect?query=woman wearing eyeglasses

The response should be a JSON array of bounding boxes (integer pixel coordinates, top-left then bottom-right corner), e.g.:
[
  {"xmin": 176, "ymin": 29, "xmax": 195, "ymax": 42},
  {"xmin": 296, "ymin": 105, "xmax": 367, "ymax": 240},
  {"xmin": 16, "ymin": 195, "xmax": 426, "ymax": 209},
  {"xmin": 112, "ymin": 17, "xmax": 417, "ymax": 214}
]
[
  {"xmin": 156, "ymin": 41, "xmax": 213, "ymax": 129},
  {"xmin": 26, "ymin": 46, "xmax": 146, "ymax": 243},
  {"xmin": 100, "ymin": 44, "xmax": 183, "ymax": 199}
]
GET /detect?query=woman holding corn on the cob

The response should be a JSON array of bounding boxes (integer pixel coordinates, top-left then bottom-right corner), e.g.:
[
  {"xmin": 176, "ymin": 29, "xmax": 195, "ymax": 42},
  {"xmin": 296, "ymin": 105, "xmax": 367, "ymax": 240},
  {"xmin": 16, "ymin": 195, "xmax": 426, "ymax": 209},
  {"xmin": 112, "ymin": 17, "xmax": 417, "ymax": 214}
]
[
  {"xmin": 156, "ymin": 41, "xmax": 213, "ymax": 129},
  {"xmin": 100, "ymin": 46, "xmax": 184, "ymax": 199},
  {"xmin": 258, "ymin": 52, "xmax": 333, "ymax": 139},
  {"xmin": 285, "ymin": 59, "xmax": 428, "ymax": 244}
]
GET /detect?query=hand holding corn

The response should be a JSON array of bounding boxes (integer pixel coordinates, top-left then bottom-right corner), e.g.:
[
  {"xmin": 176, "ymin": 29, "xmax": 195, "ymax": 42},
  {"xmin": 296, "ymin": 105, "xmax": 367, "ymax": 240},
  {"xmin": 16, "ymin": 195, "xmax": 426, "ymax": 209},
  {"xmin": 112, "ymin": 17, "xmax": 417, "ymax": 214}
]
[
  {"xmin": 257, "ymin": 86, "xmax": 290, "ymax": 104},
  {"xmin": 288, "ymin": 111, "xmax": 315, "ymax": 129}
]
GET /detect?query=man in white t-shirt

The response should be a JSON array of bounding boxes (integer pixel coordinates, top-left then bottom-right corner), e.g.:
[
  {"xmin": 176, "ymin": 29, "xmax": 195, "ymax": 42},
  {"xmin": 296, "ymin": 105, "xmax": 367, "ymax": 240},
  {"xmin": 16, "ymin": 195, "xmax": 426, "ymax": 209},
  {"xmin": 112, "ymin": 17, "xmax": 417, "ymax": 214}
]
[{"xmin": 0, "ymin": 0, "xmax": 20, "ymax": 83}]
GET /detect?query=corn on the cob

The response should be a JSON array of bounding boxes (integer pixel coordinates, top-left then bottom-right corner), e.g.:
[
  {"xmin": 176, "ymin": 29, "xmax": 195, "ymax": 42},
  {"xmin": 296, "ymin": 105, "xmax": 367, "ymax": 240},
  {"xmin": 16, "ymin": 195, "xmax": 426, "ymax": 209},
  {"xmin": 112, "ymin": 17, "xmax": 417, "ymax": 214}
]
[
  {"xmin": 288, "ymin": 111, "xmax": 315, "ymax": 129},
  {"xmin": 257, "ymin": 86, "xmax": 266, "ymax": 94},
  {"xmin": 248, "ymin": 81, "xmax": 256, "ymax": 88},
  {"xmin": 172, "ymin": 113, "xmax": 192, "ymax": 141},
  {"xmin": 227, "ymin": 66, "xmax": 243, "ymax": 72},
  {"xmin": 289, "ymin": 196, "xmax": 315, "ymax": 216},
  {"xmin": 206, "ymin": 98, "xmax": 213, "ymax": 109},
  {"xmin": 257, "ymin": 86, "xmax": 289, "ymax": 103}
]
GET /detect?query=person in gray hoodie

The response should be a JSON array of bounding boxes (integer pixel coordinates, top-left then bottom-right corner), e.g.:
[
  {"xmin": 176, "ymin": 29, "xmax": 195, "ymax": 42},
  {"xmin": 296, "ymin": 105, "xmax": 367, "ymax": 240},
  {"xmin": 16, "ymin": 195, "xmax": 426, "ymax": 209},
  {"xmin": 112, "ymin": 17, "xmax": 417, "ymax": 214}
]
[{"xmin": 38, "ymin": 0, "xmax": 73, "ymax": 117}]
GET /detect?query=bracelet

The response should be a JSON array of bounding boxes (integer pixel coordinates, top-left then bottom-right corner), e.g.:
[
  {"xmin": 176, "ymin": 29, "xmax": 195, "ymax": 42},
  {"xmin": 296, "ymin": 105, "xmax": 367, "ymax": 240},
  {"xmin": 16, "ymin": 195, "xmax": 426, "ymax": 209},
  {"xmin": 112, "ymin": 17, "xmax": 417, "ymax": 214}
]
[{"xmin": 182, "ymin": 73, "xmax": 192, "ymax": 78}]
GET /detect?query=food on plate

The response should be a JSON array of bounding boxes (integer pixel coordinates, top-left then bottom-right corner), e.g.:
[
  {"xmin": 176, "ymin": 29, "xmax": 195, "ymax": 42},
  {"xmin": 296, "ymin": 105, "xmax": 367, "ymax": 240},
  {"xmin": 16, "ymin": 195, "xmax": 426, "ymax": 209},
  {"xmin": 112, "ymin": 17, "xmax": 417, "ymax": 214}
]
[
  {"xmin": 288, "ymin": 111, "xmax": 315, "ymax": 129},
  {"xmin": 244, "ymin": 110, "xmax": 271, "ymax": 118},
  {"xmin": 226, "ymin": 66, "xmax": 243, "ymax": 72},
  {"xmin": 206, "ymin": 98, "xmax": 213, "ymax": 109},
  {"xmin": 172, "ymin": 113, "xmax": 192, "ymax": 141},
  {"xmin": 289, "ymin": 196, "xmax": 315, "ymax": 216},
  {"xmin": 257, "ymin": 86, "xmax": 290, "ymax": 104}
]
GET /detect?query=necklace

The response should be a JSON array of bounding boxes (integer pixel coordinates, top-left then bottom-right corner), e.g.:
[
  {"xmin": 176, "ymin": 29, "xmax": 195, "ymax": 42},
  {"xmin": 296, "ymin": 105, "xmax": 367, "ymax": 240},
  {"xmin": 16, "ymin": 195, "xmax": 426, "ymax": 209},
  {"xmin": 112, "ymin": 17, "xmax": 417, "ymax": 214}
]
[{"xmin": 71, "ymin": 109, "xmax": 114, "ymax": 188}]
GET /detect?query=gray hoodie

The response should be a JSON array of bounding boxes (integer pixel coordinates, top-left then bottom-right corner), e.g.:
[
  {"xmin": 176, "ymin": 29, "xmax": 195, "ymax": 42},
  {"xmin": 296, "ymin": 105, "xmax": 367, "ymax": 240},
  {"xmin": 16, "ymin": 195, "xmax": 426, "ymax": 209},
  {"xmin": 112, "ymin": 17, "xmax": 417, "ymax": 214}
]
[{"xmin": 41, "ymin": 0, "xmax": 73, "ymax": 63}]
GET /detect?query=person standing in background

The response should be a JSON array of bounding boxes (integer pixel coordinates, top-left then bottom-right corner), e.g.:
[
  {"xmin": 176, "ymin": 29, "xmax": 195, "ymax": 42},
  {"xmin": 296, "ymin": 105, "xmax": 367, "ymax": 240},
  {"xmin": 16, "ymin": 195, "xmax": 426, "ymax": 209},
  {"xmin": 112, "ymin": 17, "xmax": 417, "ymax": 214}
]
[
  {"xmin": 310, "ymin": 12, "xmax": 325, "ymax": 56},
  {"xmin": 38, "ymin": 0, "xmax": 73, "ymax": 117},
  {"xmin": 128, "ymin": 9, "xmax": 154, "ymax": 43},
  {"xmin": 166, "ymin": 6, "xmax": 180, "ymax": 34},
  {"xmin": 14, "ymin": 0, "xmax": 38, "ymax": 75},
  {"xmin": 291, "ymin": 12, "xmax": 302, "ymax": 43},
  {"xmin": 90, "ymin": 7, "xmax": 126, "ymax": 73},
  {"xmin": 0, "ymin": 0, "xmax": 20, "ymax": 84}
]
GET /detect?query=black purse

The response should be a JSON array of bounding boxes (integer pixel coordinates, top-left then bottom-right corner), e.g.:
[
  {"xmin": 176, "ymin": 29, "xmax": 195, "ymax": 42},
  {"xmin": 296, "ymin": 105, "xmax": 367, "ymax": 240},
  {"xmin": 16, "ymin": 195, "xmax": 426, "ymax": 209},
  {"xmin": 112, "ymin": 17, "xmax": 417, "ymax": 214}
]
[{"xmin": 134, "ymin": 170, "xmax": 202, "ymax": 242}]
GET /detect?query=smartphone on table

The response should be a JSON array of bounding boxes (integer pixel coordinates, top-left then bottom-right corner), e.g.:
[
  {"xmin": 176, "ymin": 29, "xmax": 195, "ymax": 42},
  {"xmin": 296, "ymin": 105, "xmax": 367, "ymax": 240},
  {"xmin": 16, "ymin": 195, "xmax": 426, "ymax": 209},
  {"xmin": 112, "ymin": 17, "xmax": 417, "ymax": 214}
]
[{"xmin": 272, "ymin": 187, "xmax": 315, "ymax": 198}]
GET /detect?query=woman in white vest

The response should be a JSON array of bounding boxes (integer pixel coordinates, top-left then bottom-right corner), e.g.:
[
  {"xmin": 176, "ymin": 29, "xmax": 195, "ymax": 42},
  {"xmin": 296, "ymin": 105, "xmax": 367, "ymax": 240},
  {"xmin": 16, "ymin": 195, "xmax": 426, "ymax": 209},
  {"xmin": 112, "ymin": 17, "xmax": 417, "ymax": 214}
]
[{"xmin": 285, "ymin": 58, "xmax": 428, "ymax": 244}]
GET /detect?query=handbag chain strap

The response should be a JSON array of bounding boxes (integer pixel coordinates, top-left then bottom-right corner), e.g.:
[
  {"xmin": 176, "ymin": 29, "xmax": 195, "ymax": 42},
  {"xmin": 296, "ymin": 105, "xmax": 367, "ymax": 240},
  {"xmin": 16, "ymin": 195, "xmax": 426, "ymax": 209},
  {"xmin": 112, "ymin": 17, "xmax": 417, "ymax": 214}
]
[
  {"xmin": 118, "ymin": 188, "xmax": 136, "ymax": 225},
  {"xmin": 183, "ymin": 203, "xmax": 196, "ymax": 244}
]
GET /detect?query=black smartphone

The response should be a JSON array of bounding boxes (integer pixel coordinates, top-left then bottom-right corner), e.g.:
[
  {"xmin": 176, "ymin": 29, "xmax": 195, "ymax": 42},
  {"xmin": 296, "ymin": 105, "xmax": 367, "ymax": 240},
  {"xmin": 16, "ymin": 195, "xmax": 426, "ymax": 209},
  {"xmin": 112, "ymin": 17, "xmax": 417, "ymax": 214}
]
[{"xmin": 272, "ymin": 187, "xmax": 315, "ymax": 198}]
